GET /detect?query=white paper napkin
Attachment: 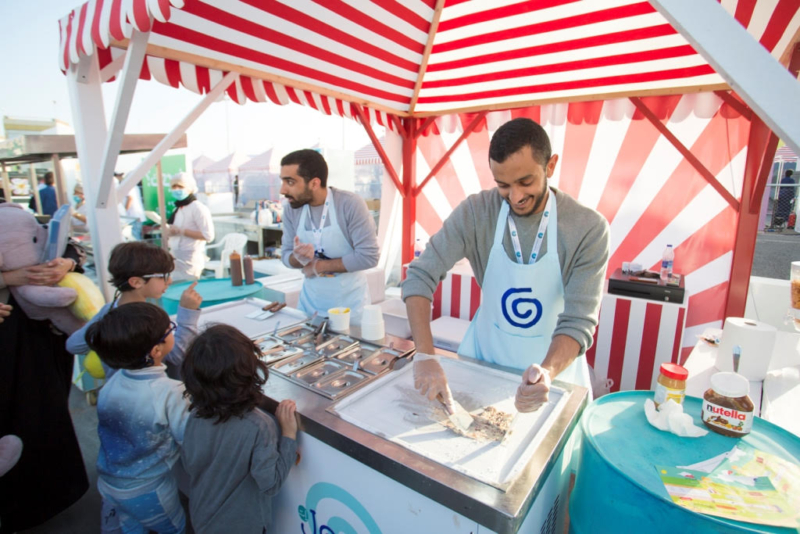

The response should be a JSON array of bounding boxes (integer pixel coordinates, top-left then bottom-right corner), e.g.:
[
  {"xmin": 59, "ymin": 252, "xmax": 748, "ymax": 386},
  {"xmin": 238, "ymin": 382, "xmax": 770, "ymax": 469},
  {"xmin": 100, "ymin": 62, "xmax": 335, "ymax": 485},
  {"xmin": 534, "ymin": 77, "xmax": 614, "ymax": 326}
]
[{"xmin": 644, "ymin": 399, "xmax": 708, "ymax": 437}]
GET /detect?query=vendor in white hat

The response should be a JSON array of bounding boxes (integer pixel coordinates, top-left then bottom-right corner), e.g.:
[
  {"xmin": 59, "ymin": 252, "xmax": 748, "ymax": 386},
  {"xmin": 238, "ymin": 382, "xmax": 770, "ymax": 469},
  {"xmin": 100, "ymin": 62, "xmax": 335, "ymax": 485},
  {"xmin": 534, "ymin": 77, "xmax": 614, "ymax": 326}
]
[{"xmin": 165, "ymin": 172, "xmax": 214, "ymax": 280}]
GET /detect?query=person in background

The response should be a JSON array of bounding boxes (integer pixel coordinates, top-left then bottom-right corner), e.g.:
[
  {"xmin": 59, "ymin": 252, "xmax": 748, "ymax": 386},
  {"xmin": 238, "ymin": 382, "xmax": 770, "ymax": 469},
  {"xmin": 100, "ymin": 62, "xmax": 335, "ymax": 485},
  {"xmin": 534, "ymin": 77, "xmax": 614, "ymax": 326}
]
[
  {"xmin": 180, "ymin": 324, "xmax": 298, "ymax": 534},
  {"xmin": 29, "ymin": 171, "xmax": 58, "ymax": 216},
  {"xmin": 165, "ymin": 172, "xmax": 214, "ymax": 281},
  {"xmin": 776, "ymin": 169, "xmax": 796, "ymax": 223},
  {"xmin": 86, "ymin": 303, "xmax": 192, "ymax": 534},
  {"xmin": 280, "ymin": 149, "xmax": 379, "ymax": 323},
  {"xmin": 71, "ymin": 182, "xmax": 88, "ymax": 230},
  {"xmin": 66, "ymin": 241, "xmax": 202, "ymax": 380},
  {"xmin": 115, "ymin": 171, "xmax": 146, "ymax": 240}
]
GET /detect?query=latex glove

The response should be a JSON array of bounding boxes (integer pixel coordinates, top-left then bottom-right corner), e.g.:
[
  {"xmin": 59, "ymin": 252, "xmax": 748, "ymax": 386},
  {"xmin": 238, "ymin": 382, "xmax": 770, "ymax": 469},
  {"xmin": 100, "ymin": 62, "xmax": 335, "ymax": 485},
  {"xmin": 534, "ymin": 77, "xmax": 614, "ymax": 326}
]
[
  {"xmin": 413, "ymin": 353, "xmax": 453, "ymax": 410},
  {"xmin": 302, "ymin": 260, "xmax": 319, "ymax": 279},
  {"xmin": 292, "ymin": 236, "xmax": 315, "ymax": 266},
  {"xmin": 515, "ymin": 364, "xmax": 551, "ymax": 412},
  {"xmin": 179, "ymin": 281, "xmax": 202, "ymax": 310}
]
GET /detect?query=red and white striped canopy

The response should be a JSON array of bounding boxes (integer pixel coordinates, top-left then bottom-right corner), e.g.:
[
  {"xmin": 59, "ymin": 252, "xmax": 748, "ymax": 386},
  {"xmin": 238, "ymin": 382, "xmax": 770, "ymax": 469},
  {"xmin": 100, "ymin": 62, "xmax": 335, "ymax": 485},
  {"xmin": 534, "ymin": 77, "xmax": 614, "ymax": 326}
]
[{"xmin": 58, "ymin": 0, "xmax": 800, "ymax": 122}]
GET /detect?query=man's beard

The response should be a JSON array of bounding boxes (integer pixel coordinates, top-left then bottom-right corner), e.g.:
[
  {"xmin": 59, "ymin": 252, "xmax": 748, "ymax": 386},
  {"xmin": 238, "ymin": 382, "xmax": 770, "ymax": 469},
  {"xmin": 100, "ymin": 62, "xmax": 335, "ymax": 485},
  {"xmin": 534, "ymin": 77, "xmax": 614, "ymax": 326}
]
[
  {"xmin": 508, "ymin": 184, "xmax": 549, "ymax": 217},
  {"xmin": 285, "ymin": 188, "xmax": 313, "ymax": 209}
]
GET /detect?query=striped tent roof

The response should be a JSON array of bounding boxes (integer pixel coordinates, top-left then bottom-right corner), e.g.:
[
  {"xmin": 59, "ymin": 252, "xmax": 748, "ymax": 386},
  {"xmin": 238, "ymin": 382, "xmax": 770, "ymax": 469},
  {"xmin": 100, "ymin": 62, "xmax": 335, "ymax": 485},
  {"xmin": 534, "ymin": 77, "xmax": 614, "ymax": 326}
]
[
  {"xmin": 58, "ymin": 0, "xmax": 800, "ymax": 124},
  {"xmin": 775, "ymin": 145, "xmax": 799, "ymax": 161},
  {"xmin": 355, "ymin": 137, "xmax": 386, "ymax": 166}
]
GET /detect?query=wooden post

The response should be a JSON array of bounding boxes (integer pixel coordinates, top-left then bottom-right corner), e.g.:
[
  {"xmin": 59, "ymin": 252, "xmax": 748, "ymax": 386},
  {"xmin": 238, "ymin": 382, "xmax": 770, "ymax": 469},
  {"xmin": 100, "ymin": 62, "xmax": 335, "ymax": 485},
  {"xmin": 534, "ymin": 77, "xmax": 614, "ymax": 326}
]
[
  {"xmin": 402, "ymin": 119, "xmax": 417, "ymax": 267},
  {"xmin": 29, "ymin": 164, "xmax": 43, "ymax": 215},
  {"xmin": 156, "ymin": 161, "xmax": 168, "ymax": 251}
]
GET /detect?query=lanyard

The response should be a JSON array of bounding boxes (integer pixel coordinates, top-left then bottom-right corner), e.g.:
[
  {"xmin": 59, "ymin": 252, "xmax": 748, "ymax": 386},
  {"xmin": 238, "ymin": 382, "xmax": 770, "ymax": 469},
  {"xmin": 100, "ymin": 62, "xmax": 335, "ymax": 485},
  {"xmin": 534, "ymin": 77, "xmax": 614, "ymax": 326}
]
[
  {"xmin": 507, "ymin": 192, "xmax": 553, "ymax": 265},
  {"xmin": 310, "ymin": 199, "xmax": 330, "ymax": 254}
]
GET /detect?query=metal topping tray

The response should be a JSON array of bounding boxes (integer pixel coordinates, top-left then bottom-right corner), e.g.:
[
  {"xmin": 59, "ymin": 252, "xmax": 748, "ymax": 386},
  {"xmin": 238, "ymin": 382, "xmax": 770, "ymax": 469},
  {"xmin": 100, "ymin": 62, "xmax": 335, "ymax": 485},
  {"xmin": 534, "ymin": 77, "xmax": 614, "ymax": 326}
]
[
  {"xmin": 312, "ymin": 369, "xmax": 371, "ymax": 399},
  {"xmin": 271, "ymin": 351, "xmax": 324, "ymax": 375},
  {"xmin": 359, "ymin": 348, "xmax": 402, "ymax": 375},
  {"xmin": 295, "ymin": 331, "xmax": 340, "ymax": 351},
  {"xmin": 316, "ymin": 335, "xmax": 359, "ymax": 358},
  {"xmin": 276, "ymin": 324, "xmax": 316, "ymax": 343},
  {"xmin": 260, "ymin": 345, "xmax": 303, "ymax": 365},
  {"xmin": 291, "ymin": 360, "xmax": 346, "ymax": 386},
  {"xmin": 333, "ymin": 343, "xmax": 380, "ymax": 364}
]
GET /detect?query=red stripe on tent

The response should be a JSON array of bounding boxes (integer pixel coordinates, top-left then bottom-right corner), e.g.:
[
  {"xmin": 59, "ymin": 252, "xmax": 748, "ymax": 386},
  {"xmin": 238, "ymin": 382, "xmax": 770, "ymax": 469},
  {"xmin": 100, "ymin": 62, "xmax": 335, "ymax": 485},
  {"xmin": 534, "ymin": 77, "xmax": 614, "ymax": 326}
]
[
  {"xmin": 608, "ymin": 298, "xmax": 631, "ymax": 392},
  {"xmin": 285, "ymin": 86, "xmax": 302, "ymax": 105},
  {"xmin": 429, "ymin": 24, "xmax": 677, "ymax": 73},
  {"xmin": 432, "ymin": 283, "xmax": 443, "ymax": 320},
  {"xmin": 735, "ymin": 0, "xmax": 758, "ymax": 28},
  {"xmin": 470, "ymin": 279, "xmax": 481, "ymax": 320},
  {"xmin": 438, "ymin": 0, "xmax": 580, "ymax": 32},
  {"xmin": 97, "ymin": 46, "xmax": 113, "ymax": 69},
  {"xmin": 595, "ymin": 95, "xmax": 682, "ymax": 224},
  {"xmin": 673, "ymin": 306, "xmax": 686, "ymax": 364},
  {"xmin": 263, "ymin": 81, "xmax": 282, "ymax": 105},
  {"xmin": 311, "ymin": 0, "xmax": 426, "ymax": 54},
  {"xmin": 759, "ymin": 0, "xmax": 800, "ymax": 52},
  {"xmin": 63, "ymin": 13, "xmax": 73, "ymax": 73},
  {"xmin": 92, "ymin": 0, "xmax": 104, "ymax": 48},
  {"xmin": 415, "ymin": 193, "xmax": 444, "ymax": 239},
  {"xmin": 164, "ymin": 59, "xmax": 181, "ymax": 88},
  {"xmin": 511, "ymin": 106, "xmax": 542, "ymax": 123},
  {"xmin": 377, "ymin": 1, "xmax": 430, "ymax": 33},
  {"xmin": 303, "ymin": 90, "xmax": 319, "ymax": 111},
  {"xmin": 109, "ymin": 0, "xmax": 124, "ymax": 41},
  {"xmin": 320, "ymin": 96, "xmax": 333, "ymax": 116},
  {"xmin": 451, "ymin": 274, "xmax": 462, "ymax": 317},
  {"xmin": 417, "ymin": 132, "xmax": 468, "ymax": 209},
  {"xmin": 335, "ymin": 98, "xmax": 346, "ymax": 117},
  {"xmin": 195, "ymin": 66, "xmax": 210, "ymax": 93},
  {"xmin": 184, "ymin": 1, "xmax": 416, "ymax": 89},
  {"xmin": 151, "ymin": 20, "xmax": 411, "ymax": 105},
  {"xmin": 76, "ymin": 3, "xmax": 89, "ymax": 56},
  {"xmin": 240, "ymin": 76, "xmax": 257, "ymax": 102},
  {"xmin": 238, "ymin": 0, "xmax": 419, "ymax": 71},
  {"xmin": 133, "ymin": 0, "xmax": 152, "ymax": 32},
  {"xmin": 416, "ymin": 65, "xmax": 716, "ymax": 104},
  {"xmin": 679, "ymin": 346, "xmax": 693, "ymax": 366},
  {"xmin": 558, "ymin": 100, "xmax": 603, "ymax": 199},
  {"xmin": 635, "ymin": 303, "xmax": 662, "ymax": 389},
  {"xmin": 139, "ymin": 54, "xmax": 151, "ymax": 80},
  {"xmin": 423, "ymin": 46, "xmax": 698, "ymax": 89},
  {"xmin": 226, "ymin": 78, "xmax": 240, "ymax": 103},
  {"xmin": 686, "ymin": 282, "xmax": 728, "ymax": 330},
  {"xmin": 462, "ymin": 120, "xmax": 495, "ymax": 191},
  {"xmin": 434, "ymin": 3, "xmax": 660, "ymax": 54},
  {"xmin": 158, "ymin": 0, "xmax": 171, "ymax": 19},
  {"xmin": 610, "ymin": 111, "xmax": 749, "ymax": 276}
]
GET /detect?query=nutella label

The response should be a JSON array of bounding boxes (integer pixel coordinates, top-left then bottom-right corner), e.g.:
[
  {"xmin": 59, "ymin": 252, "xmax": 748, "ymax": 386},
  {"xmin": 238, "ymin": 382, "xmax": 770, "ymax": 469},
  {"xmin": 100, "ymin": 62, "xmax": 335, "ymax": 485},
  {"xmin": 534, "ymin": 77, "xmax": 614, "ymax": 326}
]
[
  {"xmin": 702, "ymin": 399, "xmax": 753, "ymax": 434},
  {"xmin": 654, "ymin": 383, "xmax": 685, "ymax": 405}
]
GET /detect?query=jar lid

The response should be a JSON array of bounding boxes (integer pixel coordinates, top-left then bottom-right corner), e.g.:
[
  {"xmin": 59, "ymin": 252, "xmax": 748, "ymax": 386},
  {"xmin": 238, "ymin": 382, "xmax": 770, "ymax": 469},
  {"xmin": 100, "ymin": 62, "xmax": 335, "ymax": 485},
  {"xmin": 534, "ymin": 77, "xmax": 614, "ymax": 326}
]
[
  {"xmin": 710, "ymin": 372, "xmax": 750, "ymax": 398},
  {"xmin": 659, "ymin": 363, "xmax": 688, "ymax": 381}
]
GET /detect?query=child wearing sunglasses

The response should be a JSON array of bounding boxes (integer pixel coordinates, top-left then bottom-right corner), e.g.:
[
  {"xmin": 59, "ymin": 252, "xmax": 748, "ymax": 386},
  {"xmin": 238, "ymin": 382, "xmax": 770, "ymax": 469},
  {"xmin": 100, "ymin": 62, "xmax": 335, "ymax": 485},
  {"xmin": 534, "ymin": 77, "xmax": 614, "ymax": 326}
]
[
  {"xmin": 67, "ymin": 241, "xmax": 202, "ymax": 379},
  {"xmin": 180, "ymin": 325, "xmax": 298, "ymax": 533},
  {"xmin": 86, "ymin": 302, "xmax": 193, "ymax": 534}
]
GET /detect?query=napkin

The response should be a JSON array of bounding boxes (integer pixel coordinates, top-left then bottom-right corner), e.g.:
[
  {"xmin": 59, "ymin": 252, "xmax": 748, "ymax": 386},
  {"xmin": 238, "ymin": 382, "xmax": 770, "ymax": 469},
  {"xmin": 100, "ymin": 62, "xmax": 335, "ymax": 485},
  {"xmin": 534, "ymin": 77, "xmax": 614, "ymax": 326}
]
[{"xmin": 644, "ymin": 399, "xmax": 708, "ymax": 438}]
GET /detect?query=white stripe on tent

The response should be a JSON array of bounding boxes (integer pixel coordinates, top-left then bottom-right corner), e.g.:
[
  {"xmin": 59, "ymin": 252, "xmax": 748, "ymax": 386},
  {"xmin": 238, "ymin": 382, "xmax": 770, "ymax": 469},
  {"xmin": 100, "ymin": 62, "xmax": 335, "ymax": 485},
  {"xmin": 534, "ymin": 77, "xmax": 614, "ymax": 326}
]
[
  {"xmin": 620, "ymin": 298, "xmax": 647, "ymax": 391},
  {"xmin": 593, "ymin": 294, "xmax": 617, "ymax": 387},
  {"xmin": 684, "ymin": 251, "xmax": 734, "ymax": 297},
  {"xmin": 342, "ymin": 0, "xmax": 429, "ymax": 43},
  {"xmin": 653, "ymin": 304, "xmax": 680, "ymax": 385},
  {"xmin": 441, "ymin": 127, "xmax": 483, "ymax": 197}
]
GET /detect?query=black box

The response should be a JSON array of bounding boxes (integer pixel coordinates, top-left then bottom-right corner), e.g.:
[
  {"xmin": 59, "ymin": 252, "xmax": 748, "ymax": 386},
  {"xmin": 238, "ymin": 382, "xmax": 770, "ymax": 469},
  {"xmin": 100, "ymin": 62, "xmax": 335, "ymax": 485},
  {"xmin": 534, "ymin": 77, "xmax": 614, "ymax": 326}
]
[{"xmin": 607, "ymin": 268, "xmax": 685, "ymax": 304}]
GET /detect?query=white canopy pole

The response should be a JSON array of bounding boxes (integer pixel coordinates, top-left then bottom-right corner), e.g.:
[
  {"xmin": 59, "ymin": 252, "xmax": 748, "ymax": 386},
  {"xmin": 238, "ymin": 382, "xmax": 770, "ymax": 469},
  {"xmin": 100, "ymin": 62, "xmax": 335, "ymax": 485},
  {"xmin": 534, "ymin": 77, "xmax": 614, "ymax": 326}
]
[
  {"xmin": 649, "ymin": 0, "xmax": 800, "ymax": 156},
  {"xmin": 95, "ymin": 30, "xmax": 149, "ymax": 209},
  {"xmin": 66, "ymin": 54, "xmax": 122, "ymax": 301},
  {"xmin": 117, "ymin": 71, "xmax": 238, "ymax": 200}
]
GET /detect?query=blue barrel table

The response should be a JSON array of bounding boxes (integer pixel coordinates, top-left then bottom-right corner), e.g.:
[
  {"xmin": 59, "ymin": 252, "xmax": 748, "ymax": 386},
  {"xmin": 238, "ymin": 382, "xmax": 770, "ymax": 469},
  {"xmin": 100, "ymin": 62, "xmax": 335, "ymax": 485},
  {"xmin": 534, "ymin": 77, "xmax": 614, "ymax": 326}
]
[
  {"xmin": 570, "ymin": 391, "xmax": 800, "ymax": 534},
  {"xmin": 160, "ymin": 278, "xmax": 263, "ymax": 315}
]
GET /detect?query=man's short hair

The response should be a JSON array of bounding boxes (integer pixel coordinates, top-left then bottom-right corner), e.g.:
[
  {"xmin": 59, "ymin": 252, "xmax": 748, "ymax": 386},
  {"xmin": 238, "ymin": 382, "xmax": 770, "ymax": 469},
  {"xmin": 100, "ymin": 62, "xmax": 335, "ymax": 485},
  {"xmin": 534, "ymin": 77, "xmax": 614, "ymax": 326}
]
[
  {"xmin": 108, "ymin": 242, "xmax": 175, "ymax": 291},
  {"xmin": 86, "ymin": 302, "xmax": 171, "ymax": 370},
  {"xmin": 787, "ymin": 169, "xmax": 794, "ymax": 177},
  {"xmin": 44, "ymin": 172, "xmax": 55, "ymax": 186},
  {"xmin": 489, "ymin": 118, "xmax": 552, "ymax": 167},
  {"xmin": 281, "ymin": 149, "xmax": 328, "ymax": 187}
]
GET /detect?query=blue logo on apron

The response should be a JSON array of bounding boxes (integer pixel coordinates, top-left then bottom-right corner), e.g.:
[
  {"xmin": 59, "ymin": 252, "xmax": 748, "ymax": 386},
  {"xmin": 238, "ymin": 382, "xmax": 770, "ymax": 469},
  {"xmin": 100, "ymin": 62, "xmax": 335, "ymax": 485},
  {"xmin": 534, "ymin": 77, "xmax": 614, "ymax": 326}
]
[{"xmin": 501, "ymin": 288, "xmax": 543, "ymax": 328}]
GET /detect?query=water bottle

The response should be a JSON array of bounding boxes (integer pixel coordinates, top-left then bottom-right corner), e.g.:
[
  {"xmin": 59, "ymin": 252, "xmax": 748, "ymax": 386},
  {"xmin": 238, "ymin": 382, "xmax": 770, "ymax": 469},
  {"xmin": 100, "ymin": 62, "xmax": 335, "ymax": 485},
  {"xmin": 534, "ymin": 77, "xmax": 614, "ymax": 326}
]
[
  {"xmin": 414, "ymin": 239, "xmax": 424, "ymax": 258},
  {"xmin": 660, "ymin": 244, "xmax": 674, "ymax": 281}
]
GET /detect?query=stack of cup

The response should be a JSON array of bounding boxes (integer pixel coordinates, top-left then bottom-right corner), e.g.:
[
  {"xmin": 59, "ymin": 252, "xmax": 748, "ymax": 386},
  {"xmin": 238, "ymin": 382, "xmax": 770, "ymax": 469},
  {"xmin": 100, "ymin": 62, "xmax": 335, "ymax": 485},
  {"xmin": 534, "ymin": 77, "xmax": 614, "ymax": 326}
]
[{"xmin": 360, "ymin": 304, "xmax": 385, "ymax": 341}]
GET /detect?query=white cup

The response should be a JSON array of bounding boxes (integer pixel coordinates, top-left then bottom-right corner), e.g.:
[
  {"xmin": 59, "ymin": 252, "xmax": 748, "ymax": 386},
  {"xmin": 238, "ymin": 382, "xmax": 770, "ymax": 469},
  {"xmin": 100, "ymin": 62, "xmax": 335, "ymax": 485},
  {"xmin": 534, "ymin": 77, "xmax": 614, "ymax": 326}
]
[
  {"xmin": 360, "ymin": 304, "xmax": 385, "ymax": 340},
  {"xmin": 328, "ymin": 307, "xmax": 351, "ymax": 332}
]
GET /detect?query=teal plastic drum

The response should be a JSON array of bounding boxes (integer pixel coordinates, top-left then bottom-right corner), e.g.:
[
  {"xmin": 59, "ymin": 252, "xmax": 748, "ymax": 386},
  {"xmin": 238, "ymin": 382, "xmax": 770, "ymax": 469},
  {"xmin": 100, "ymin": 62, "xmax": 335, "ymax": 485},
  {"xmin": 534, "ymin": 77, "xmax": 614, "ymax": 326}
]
[
  {"xmin": 569, "ymin": 391, "xmax": 800, "ymax": 534},
  {"xmin": 160, "ymin": 278, "xmax": 263, "ymax": 315}
]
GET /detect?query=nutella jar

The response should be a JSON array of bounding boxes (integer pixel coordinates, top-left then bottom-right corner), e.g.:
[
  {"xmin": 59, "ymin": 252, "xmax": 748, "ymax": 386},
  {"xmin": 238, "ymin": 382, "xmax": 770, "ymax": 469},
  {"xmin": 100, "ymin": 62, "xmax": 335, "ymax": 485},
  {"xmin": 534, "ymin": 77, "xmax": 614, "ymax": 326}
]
[{"xmin": 701, "ymin": 372, "xmax": 755, "ymax": 437}]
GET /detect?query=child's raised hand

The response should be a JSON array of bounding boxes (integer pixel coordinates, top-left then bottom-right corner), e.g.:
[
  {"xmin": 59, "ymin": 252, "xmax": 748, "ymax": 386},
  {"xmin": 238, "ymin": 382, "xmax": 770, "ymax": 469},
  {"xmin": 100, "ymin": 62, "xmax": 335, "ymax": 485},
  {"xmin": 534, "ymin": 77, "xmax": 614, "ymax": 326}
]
[
  {"xmin": 179, "ymin": 281, "xmax": 203, "ymax": 310},
  {"xmin": 276, "ymin": 400, "xmax": 297, "ymax": 440}
]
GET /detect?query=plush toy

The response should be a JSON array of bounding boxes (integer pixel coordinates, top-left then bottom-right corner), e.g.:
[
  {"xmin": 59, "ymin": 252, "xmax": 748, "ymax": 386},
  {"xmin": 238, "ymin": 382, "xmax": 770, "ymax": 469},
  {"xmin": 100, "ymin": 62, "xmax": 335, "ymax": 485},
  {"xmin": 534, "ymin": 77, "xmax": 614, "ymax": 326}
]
[{"xmin": 0, "ymin": 203, "xmax": 84, "ymax": 334}]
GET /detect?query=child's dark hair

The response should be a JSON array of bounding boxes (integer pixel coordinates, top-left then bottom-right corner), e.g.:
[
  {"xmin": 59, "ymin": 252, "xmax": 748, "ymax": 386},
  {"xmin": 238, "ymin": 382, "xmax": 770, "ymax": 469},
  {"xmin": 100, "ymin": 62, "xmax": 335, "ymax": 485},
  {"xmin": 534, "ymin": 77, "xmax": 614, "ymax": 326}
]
[
  {"xmin": 86, "ymin": 302, "xmax": 171, "ymax": 370},
  {"xmin": 182, "ymin": 324, "xmax": 268, "ymax": 423},
  {"xmin": 108, "ymin": 242, "xmax": 175, "ymax": 291}
]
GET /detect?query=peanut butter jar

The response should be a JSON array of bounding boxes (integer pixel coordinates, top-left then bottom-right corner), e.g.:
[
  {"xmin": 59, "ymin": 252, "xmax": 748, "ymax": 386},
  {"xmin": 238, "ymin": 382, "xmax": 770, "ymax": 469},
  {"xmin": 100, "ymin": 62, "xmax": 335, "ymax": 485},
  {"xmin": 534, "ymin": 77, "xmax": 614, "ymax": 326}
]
[{"xmin": 701, "ymin": 372, "xmax": 754, "ymax": 437}]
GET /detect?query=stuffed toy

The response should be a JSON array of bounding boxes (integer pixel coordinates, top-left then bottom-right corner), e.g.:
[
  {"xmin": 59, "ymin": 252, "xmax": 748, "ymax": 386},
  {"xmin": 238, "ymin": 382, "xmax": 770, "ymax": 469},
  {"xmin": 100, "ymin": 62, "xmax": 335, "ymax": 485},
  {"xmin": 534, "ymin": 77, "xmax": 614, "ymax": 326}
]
[{"xmin": 0, "ymin": 203, "xmax": 87, "ymax": 334}]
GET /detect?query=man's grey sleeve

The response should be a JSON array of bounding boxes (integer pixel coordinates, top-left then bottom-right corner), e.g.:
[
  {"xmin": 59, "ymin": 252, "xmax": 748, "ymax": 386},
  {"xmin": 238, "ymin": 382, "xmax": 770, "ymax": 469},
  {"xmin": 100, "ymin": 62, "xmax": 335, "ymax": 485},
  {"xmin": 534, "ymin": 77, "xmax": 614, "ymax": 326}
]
[
  {"xmin": 554, "ymin": 217, "xmax": 610, "ymax": 354},
  {"xmin": 280, "ymin": 204, "xmax": 298, "ymax": 269},
  {"xmin": 339, "ymin": 194, "xmax": 379, "ymax": 272},
  {"xmin": 401, "ymin": 200, "xmax": 472, "ymax": 302}
]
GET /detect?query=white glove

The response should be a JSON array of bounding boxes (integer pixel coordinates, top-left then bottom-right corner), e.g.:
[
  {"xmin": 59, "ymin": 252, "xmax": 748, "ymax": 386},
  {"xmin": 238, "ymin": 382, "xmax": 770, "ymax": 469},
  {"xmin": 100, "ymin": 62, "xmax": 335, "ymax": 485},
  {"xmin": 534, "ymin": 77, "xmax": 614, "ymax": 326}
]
[
  {"xmin": 413, "ymin": 353, "xmax": 453, "ymax": 411},
  {"xmin": 292, "ymin": 236, "xmax": 315, "ymax": 266},
  {"xmin": 302, "ymin": 260, "xmax": 319, "ymax": 279},
  {"xmin": 515, "ymin": 364, "xmax": 551, "ymax": 412}
]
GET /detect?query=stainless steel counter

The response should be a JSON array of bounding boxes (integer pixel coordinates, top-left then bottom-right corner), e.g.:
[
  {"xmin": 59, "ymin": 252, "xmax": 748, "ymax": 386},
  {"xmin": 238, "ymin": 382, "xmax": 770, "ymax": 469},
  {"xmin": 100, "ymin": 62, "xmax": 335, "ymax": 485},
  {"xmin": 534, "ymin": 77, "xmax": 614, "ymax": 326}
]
[{"xmin": 261, "ymin": 326, "xmax": 589, "ymax": 534}]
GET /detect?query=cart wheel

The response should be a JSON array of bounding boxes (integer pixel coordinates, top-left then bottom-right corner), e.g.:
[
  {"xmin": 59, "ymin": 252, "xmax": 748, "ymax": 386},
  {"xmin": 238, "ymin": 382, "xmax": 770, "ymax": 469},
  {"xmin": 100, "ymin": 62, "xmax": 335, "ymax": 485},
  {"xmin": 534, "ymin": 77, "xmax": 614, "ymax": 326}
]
[{"xmin": 86, "ymin": 390, "xmax": 98, "ymax": 406}]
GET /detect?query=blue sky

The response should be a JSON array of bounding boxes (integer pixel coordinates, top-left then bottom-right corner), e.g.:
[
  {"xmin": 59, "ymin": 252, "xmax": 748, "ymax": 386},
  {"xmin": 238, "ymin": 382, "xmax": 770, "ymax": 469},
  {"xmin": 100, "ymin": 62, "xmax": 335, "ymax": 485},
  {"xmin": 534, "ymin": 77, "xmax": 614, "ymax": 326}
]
[{"xmin": 0, "ymin": 0, "xmax": 377, "ymax": 165}]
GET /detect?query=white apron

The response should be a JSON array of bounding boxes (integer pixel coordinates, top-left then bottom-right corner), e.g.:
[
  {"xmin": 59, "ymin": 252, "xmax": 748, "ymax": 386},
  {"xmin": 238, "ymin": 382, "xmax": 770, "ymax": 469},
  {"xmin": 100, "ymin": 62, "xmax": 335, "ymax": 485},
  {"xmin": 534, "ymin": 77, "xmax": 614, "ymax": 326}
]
[
  {"xmin": 296, "ymin": 191, "xmax": 370, "ymax": 322},
  {"xmin": 458, "ymin": 194, "xmax": 592, "ymax": 391}
]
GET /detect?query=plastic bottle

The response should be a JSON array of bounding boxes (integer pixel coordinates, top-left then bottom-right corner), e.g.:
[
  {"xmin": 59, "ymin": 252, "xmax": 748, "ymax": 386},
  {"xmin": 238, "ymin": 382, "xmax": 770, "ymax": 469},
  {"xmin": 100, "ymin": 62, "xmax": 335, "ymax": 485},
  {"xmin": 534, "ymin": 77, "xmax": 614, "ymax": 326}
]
[
  {"xmin": 414, "ymin": 239, "xmax": 424, "ymax": 258},
  {"xmin": 243, "ymin": 255, "xmax": 255, "ymax": 285},
  {"xmin": 230, "ymin": 251, "xmax": 243, "ymax": 286},
  {"xmin": 660, "ymin": 244, "xmax": 674, "ymax": 281}
]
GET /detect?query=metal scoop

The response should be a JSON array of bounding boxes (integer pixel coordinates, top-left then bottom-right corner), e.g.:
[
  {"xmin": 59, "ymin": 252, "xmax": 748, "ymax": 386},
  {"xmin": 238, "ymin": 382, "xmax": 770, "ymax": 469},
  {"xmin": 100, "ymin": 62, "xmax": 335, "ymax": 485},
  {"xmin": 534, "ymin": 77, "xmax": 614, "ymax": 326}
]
[{"xmin": 437, "ymin": 393, "xmax": 473, "ymax": 432}]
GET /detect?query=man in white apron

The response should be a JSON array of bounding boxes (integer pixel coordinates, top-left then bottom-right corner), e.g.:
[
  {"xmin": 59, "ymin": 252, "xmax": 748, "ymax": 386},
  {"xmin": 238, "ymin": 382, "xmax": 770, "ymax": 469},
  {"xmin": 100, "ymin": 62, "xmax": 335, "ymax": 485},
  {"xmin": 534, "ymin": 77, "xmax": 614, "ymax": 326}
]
[
  {"xmin": 279, "ymin": 150, "xmax": 379, "ymax": 323},
  {"xmin": 403, "ymin": 118, "xmax": 609, "ymax": 413}
]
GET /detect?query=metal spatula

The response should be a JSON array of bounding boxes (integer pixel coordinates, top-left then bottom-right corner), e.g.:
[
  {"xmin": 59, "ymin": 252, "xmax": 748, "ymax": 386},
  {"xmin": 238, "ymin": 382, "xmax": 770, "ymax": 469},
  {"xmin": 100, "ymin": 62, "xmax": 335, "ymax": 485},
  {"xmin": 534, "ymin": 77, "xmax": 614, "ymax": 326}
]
[{"xmin": 437, "ymin": 393, "xmax": 473, "ymax": 432}]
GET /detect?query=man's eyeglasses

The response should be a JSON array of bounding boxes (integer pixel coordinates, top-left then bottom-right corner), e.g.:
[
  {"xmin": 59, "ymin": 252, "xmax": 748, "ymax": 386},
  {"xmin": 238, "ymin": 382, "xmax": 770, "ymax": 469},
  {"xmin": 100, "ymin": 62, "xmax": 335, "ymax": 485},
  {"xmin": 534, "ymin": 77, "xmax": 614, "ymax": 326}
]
[
  {"xmin": 142, "ymin": 273, "xmax": 172, "ymax": 282},
  {"xmin": 144, "ymin": 321, "xmax": 177, "ymax": 366}
]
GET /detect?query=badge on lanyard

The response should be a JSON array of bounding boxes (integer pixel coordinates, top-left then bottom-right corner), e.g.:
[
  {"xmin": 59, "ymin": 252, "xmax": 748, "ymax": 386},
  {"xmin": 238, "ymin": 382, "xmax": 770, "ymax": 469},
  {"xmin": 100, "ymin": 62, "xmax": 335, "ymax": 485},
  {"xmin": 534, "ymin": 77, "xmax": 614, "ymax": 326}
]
[
  {"xmin": 310, "ymin": 199, "xmax": 330, "ymax": 257},
  {"xmin": 507, "ymin": 192, "xmax": 553, "ymax": 265}
]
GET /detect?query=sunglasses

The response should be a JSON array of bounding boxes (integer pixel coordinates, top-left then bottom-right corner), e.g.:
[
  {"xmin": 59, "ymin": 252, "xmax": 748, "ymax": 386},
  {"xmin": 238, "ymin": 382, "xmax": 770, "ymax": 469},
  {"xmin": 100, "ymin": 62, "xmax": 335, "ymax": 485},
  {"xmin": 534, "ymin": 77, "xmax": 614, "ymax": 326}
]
[
  {"xmin": 144, "ymin": 321, "xmax": 178, "ymax": 366},
  {"xmin": 142, "ymin": 273, "xmax": 172, "ymax": 282}
]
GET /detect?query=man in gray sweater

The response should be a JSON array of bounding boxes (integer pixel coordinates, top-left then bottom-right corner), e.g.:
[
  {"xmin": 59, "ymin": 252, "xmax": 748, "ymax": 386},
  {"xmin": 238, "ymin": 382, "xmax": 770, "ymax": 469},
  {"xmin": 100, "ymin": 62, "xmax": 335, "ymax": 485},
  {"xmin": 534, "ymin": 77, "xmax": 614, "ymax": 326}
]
[
  {"xmin": 403, "ymin": 118, "xmax": 609, "ymax": 414},
  {"xmin": 280, "ymin": 149, "xmax": 379, "ymax": 323}
]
